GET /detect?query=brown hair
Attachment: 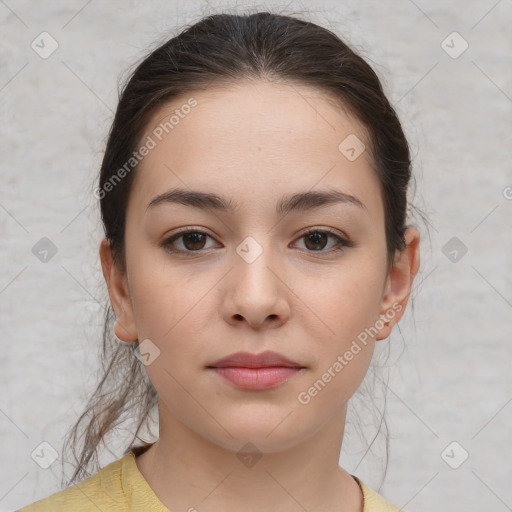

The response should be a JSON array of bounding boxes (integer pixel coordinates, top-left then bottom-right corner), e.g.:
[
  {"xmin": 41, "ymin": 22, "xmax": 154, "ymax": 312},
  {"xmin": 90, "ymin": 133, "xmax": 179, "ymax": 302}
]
[{"xmin": 63, "ymin": 9, "xmax": 426, "ymax": 489}]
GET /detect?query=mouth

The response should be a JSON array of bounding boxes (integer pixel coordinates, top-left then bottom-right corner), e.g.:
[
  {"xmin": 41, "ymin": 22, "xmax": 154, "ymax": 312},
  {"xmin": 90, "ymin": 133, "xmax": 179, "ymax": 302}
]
[
  {"xmin": 207, "ymin": 366, "xmax": 305, "ymax": 390},
  {"xmin": 206, "ymin": 350, "xmax": 306, "ymax": 390}
]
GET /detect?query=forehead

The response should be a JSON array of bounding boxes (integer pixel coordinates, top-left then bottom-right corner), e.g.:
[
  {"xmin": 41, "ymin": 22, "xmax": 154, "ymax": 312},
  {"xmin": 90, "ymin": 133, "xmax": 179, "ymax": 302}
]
[
  {"xmin": 129, "ymin": 79, "xmax": 381, "ymax": 218},
  {"xmin": 141, "ymin": 79, "xmax": 368, "ymax": 154}
]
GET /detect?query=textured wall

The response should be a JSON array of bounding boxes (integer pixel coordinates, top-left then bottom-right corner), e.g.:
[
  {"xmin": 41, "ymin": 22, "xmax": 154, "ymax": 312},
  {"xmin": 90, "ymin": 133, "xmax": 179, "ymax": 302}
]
[{"xmin": 1, "ymin": 1, "xmax": 511, "ymax": 511}]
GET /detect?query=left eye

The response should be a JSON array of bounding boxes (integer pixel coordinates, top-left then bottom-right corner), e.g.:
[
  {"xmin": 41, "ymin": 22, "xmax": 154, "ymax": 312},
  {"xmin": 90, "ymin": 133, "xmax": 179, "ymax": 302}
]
[
  {"xmin": 294, "ymin": 230, "xmax": 349, "ymax": 252},
  {"xmin": 161, "ymin": 229, "xmax": 350, "ymax": 254}
]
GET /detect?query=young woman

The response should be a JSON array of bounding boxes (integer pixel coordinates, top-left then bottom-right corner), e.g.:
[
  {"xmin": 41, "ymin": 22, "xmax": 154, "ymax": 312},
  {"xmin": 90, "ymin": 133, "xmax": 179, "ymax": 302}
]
[{"xmin": 19, "ymin": 10, "xmax": 420, "ymax": 512}]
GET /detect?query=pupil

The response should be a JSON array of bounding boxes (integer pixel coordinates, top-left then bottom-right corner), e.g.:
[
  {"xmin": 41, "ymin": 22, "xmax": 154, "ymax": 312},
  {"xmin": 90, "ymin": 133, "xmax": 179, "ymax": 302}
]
[
  {"xmin": 184, "ymin": 232, "xmax": 205, "ymax": 250},
  {"xmin": 305, "ymin": 232, "xmax": 327, "ymax": 251}
]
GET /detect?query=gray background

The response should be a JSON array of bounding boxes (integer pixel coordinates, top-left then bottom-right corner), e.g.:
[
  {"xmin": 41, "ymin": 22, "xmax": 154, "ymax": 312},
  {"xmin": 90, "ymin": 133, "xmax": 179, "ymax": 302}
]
[{"xmin": 1, "ymin": 1, "xmax": 511, "ymax": 511}]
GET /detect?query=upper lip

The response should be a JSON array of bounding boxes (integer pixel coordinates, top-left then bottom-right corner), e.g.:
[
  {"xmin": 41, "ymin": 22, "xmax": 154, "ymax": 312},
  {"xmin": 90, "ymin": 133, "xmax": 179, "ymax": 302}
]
[{"xmin": 207, "ymin": 350, "xmax": 304, "ymax": 369}]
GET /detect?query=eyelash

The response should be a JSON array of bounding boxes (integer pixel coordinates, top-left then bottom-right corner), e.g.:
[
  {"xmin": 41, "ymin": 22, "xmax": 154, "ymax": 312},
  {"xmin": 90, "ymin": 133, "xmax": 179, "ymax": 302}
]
[{"xmin": 160, "ymin": 227, "xmax": 353, "ymax": 256}]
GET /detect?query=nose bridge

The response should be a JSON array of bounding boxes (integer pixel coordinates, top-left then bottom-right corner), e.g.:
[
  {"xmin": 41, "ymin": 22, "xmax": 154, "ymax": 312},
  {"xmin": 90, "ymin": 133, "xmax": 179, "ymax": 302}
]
[
  {"xmin": 234, "ymin": 234, "xmax": 278, "ymax": 292},
  {"xmin": 225, "ymin": 233, "xmax": 290, "ymax": 325}
]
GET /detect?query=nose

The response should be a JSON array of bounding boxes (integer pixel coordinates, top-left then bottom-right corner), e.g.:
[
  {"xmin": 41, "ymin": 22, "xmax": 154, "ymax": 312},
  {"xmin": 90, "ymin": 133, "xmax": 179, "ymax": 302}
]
[{"xmin": 221, "ymin": 238, "xmax": 291, "ymax": 329}]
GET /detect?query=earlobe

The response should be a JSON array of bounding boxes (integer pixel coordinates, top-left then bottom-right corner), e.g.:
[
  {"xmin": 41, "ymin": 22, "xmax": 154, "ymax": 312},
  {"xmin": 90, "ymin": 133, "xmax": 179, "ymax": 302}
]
[
  {"xmin": 375, "ymin": 227, "xmax": 420, "ymax": 341},
  {"xmin": 99, "ymin": 238, "xmax": 138, "ymax": 342}
]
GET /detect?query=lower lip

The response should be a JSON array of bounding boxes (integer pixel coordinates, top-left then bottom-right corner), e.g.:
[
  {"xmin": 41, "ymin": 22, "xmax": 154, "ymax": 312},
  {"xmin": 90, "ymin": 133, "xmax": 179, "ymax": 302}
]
[{"xmin": 209, "ymin": 367, "xmax": 303, "ymax": 390}]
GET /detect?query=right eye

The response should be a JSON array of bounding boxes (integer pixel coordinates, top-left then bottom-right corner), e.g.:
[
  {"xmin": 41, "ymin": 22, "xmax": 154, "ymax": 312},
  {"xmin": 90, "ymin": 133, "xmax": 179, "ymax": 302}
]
[{"xmin": 161, "ymin": 228, "xmax": 219, "ymax": 255}]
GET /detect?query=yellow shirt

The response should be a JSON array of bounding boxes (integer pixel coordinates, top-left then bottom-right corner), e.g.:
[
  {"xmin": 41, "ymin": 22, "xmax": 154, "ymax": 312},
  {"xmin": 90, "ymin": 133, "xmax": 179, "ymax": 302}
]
[{"xmin": 18, "ymin": 452, "xmax": 406, "ymax": 511}]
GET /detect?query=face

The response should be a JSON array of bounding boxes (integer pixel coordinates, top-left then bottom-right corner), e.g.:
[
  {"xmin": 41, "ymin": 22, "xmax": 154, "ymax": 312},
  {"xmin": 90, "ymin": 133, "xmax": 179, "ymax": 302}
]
[{"xmin": 101, "ymin": 80, "xmax": 419, "ymax": 454}]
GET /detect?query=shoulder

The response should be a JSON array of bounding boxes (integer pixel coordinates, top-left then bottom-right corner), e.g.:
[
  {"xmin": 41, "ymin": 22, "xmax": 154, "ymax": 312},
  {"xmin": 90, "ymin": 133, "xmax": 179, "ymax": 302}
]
[
  {"xmin": 17, "ymin": 453, "xmax": 167, "ymax": 512},
  {"xmin": 352, "ymin": 475, "xmax": 407, "ymax": 512},
  {"xmin": 17, "ymin": 456, "xmax": 127, "ymax": 512}
]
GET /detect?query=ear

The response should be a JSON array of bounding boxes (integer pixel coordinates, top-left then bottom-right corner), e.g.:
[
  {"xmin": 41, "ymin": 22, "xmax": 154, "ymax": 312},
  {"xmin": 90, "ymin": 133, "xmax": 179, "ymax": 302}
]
[
  {"xmin": 99, "ymin": 237, "xmax": 138, "ymax": 342},
  {"xmin": 375, "ymin": 227, "xmax": 420, "ymax": 341}
]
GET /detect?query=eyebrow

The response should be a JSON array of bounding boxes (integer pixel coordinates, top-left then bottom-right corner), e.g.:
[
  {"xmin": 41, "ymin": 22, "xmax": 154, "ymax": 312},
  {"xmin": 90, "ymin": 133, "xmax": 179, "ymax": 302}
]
[{"xmin": 145, "ymin": 187, "xmax": 366, "ymax": 216}]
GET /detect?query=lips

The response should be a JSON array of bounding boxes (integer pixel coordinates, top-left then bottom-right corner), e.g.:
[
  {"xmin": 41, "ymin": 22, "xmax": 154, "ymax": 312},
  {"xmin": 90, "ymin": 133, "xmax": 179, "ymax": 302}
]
[
  {"xmin": 207, "ymin": 350, "xmax": 304, "ymax": 369},
  {"xmin": 207, "ymin": 351, "xmax": 305, "ymax": 390}
]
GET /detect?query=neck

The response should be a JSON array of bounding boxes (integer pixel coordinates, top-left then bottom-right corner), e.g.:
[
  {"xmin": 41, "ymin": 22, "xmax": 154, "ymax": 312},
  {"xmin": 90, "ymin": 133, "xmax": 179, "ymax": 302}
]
[{"xmin": 134, "ymin": 402, "xmax": 363, "ymax": 512}]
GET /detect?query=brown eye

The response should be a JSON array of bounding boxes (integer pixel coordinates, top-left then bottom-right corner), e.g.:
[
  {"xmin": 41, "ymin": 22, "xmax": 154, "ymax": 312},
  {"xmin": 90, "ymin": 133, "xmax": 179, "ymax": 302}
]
[
  {"xmin": 162, "ymin": 228, "xmax": 352, "ymax": 257},
  {"xmin": 181, "ymin": 232, "xmax": 207, "ymax": 250},
  {"xmin": 303, "ymin": 231, "xmax": 329, "ymax": 251},
  {"xmin": 162, "ymin": 229, "xmax": 217, "ymax": 254},
  {"xmin": 294, "ymin": 229, "xmax": 350, "ymax": 253}
]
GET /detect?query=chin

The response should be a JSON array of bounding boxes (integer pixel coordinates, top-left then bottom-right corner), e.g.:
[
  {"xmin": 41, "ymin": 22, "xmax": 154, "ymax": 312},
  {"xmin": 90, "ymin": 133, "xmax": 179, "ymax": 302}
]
[{"xmin": 205, "ymin": 417, "xmax": 316, "ymax": 455}]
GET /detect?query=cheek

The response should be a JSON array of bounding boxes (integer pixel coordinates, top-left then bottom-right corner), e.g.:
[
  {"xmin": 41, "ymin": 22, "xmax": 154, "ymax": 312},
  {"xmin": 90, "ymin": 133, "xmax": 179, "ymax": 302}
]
[
  {"xmin": 130, "ymin": 270, "xmax": 206, "ymax": 346},
  {"xmin": 125, "ymin": 235, "xmax": 205, "ymax": 338},
  {"xmin": 303, "ymin": 259, "xmax": 386, "ymax": 340},
  {"xmin": 126, "ymin": 259, "xmax": 223, "ymax": 396},
  {"xmin": 295, "ymin": 277, "xmax": 382, "ymax": 413},
  {"xmin": 297, "ymin": 256, "xmax": 385, "ymax": 380}
]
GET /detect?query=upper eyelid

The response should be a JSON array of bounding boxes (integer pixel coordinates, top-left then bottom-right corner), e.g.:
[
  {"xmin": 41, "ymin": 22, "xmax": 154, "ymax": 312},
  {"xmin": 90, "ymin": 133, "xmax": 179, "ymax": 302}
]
[{"xmin": 165, "ymin": 226, "xmax": 348, "ymax": 239}]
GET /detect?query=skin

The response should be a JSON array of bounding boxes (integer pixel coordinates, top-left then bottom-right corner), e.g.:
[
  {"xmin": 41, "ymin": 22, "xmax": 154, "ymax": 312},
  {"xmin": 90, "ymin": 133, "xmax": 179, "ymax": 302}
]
[{"xmin": 100, "ymin": 79, "xmax": 420, "ymax": 512}]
